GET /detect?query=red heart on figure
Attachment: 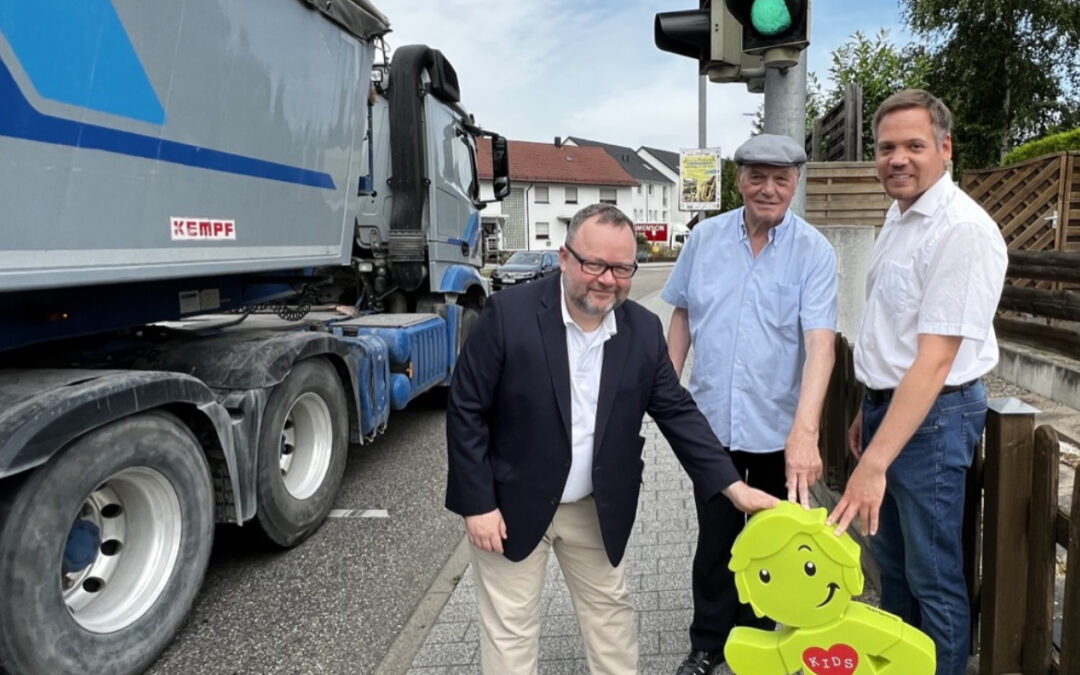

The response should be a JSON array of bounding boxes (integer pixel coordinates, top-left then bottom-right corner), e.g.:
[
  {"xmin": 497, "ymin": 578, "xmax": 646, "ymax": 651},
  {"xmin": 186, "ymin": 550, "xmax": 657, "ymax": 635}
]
[{"xmin": 802, "ymin": 643, "xmax": 859, "ymax": 675}]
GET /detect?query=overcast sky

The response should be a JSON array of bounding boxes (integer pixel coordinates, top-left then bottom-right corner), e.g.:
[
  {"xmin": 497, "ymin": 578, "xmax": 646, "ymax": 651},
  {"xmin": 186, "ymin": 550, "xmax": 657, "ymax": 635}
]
[{"xmin": 373, "ymin": 0, "xmax": 914, "ymax": 157}]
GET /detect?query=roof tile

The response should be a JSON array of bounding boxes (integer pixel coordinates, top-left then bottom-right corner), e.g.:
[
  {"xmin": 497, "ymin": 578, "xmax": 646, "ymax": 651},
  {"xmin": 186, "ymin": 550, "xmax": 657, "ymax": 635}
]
[{"xmin": 478, "ymin": 139, "xmax": 637, "ymax": 187}]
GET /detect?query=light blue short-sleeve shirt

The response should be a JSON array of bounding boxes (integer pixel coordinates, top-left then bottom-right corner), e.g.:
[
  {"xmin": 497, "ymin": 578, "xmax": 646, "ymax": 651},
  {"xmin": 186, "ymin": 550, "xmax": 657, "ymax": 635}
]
[{"xmin": 661, "ymin": 207, "xmax": 838, "ymax": 453}]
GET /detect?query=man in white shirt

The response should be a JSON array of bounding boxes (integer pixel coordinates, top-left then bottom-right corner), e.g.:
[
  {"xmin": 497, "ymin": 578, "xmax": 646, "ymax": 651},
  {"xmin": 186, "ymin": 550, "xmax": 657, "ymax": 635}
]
[
  {"xmin": 828, "ymin": 90, "xmax": 1008, "ymax": 675},
  {"xmin": 446, "ymin": 203, "xmax": 777, "ymax": 674}
]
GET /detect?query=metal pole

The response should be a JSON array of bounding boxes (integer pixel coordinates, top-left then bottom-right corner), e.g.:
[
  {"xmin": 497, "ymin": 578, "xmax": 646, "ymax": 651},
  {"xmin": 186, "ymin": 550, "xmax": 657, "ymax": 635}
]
[
  {"xmin": 698, "ymin": 74, "xmax": 707, "ymax": 148},
  {"xmin": 762, "ymin": 51, "xmax": 807, "ymax": 217}
]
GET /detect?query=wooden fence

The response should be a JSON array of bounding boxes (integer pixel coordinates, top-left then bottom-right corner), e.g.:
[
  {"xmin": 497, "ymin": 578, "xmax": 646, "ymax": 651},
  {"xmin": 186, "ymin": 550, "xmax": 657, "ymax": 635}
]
[
  {"xmin": 978, "ymin": 407, "xmax": 1079, "ymax": 674},
  {"xmin": 807, "ymin": 83, "xmax": 863, "ymax": 162},
  {"xmin": 817, "ymin": 338, "xmax": 1080, "ymax": 673},
  {"xmin": 805, "ymin": 162, "xmax": 891, "ymax": 227},
  {"xmin": 994, "ymin": 250, "xmax": 1080, "ymax": 361},
  {"xmin": 962, "ymin": 152, "xmax": 1080, "ymax": 260}
]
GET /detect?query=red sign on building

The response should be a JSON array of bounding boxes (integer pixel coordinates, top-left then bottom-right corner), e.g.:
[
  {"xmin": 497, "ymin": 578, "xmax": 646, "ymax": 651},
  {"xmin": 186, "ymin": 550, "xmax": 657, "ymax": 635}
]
[{"xmin": 637, "ymin": 222, "xmax": 668, "ymax": 242}]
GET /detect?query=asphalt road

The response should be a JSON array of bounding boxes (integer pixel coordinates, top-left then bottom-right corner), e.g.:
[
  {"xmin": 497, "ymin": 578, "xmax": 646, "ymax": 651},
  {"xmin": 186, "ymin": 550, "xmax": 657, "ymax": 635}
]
[{"xmin": 147, "ymin": 264, "xmax": 673, "ymax": 675}]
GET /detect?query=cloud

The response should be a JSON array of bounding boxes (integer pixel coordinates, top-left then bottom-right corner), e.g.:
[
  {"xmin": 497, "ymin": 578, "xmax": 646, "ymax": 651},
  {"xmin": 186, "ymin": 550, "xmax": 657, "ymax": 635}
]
[{"xmin": 373, "ymin": 0, "xmax": 907, "ymax": 155}]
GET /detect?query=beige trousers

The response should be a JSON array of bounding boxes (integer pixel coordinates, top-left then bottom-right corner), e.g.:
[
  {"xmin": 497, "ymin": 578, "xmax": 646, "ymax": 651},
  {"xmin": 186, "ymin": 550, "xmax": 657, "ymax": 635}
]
[{"xmin": 470, "ymin": 496, "xmax": 638, "ymax": 675}]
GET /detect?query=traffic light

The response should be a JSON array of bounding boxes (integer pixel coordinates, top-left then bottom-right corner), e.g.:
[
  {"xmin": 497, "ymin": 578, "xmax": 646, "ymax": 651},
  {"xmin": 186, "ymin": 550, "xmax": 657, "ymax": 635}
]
[
  {"xmin": 654, "ymin": 1, "xmax": 712, "ymax": 73},
  {"xmin": 654, "ymin": 0, "xmax": 763, "ymax": 83},
  {"xmin": 724, "ymin": 0, "xmax": 809, "ymax": 68}
]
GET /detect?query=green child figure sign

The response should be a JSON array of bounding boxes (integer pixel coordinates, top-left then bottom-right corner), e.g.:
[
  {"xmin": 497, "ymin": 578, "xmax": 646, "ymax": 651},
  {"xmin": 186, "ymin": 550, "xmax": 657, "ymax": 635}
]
[{"xmin": 724, "ymin": 502, "xmax": 936, "ymax": 674}]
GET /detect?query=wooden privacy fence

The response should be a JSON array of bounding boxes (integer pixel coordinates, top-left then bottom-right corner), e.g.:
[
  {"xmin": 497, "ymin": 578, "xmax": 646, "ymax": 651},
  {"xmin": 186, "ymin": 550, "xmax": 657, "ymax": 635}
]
[
  {"xmin": 817, "ymin": 338, "xmax": 1080, "ymax": 674},
  {"xmin": 807, "ymin": 83, "xmax": 864, "ymax": 162},
  {"xmin": 994, "ymin": 250, "xmax": 1080, "ymax": 360},
  {"xmin": 962, "ymin": 152, "xmax": 1080, "ymax": 259},
  {"xmin": 805, "ymin": 162, "xmax": 891, "ymax": 227}
]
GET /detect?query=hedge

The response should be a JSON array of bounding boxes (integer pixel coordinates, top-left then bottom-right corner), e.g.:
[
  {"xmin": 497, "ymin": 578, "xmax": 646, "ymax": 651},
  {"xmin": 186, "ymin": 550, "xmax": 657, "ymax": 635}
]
[{"xmin": 1001, "ymin": 126, "xmax": 1080, "ymax": 166}]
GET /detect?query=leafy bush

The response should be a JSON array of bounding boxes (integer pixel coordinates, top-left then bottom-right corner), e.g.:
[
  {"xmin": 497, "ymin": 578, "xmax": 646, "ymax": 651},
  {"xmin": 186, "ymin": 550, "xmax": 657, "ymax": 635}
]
[{"xmin": 1002, "ymin": 127, "xmax": 1080, "ymax": 166}]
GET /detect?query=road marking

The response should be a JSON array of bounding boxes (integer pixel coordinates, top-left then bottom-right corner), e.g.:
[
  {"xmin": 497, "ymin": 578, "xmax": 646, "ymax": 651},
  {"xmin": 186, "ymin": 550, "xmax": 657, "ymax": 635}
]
[{"xmin": 328, "ymin": 509, "xmax": 389, "ymax": 519}]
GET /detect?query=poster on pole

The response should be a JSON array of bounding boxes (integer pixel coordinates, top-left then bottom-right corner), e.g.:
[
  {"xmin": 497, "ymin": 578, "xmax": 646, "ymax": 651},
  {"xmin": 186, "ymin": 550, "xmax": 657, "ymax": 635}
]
[{"xmin": 679, "ymin": 147, "xmax": 722, "ymax": 212}]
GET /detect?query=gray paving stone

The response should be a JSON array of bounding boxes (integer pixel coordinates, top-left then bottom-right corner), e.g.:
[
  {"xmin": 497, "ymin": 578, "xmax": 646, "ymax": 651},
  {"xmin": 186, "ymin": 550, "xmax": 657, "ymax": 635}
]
[
  {"xmin": 637, "ymin": 629, "xmax": 661, "ymax": 656},
  {"xmin": 411, "ymin": 641, "xmax": 477, "ymax": 668},
  {"xmin": 639, "ymin": 608, "xmax": 694, "ymax": 633},
  {"xmin": 537, "ymin": 635, "xmax": 584, "ymax": 660},
  {"xmin": 631, "ymin": 591, "xmax": 659, "ymax": 611},
  {"xmin": 424, "ymin": 622, "xmax": 470, "ymax": 644},
  {"xmin": 657, "ymin": 589, "xmax": 693, "ymax": 610}
]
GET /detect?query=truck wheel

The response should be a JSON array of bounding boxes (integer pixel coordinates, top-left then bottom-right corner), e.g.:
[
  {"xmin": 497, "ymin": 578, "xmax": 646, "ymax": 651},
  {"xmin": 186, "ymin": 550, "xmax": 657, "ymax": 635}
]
[
  {"xmin": 255, "ymin": 358, "xmax": 348, "ymax": 547},
  {"xmin": 0, "ymin": 412, "xmax": 214, "ymax": 675}
]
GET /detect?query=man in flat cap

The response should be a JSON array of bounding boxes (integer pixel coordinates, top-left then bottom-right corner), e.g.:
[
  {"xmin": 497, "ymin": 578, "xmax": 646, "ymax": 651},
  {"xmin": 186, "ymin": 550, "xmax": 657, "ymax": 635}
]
[{"xmin": 662, "ymin": 134, "xmax": 838, "ymax": 674}]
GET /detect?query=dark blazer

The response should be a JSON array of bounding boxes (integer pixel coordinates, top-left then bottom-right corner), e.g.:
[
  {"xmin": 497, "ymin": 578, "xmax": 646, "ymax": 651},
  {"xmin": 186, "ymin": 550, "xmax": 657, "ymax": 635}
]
[{"xmin": 445, "ymin": 273, "xmax": 740, "ymax": 566}]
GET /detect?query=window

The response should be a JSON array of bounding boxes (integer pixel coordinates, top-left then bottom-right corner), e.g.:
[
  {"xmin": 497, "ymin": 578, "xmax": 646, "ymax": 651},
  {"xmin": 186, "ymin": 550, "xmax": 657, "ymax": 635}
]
[
  {"xmin": 636, "ymin": 185, "xmax": 642, "ymax": 195},
  {"xmin": 565, "ymin": 186, "xmax": 578, "ymax": 204},
  {"xmin": 535, "ymin": 221, "xmax": 550, "ymax": 239},
  {"xmin": 662, "ymin": 186, "xmax": 668, "ymax": 206},
  {"xmin": 663, "ymin": 210, "xmax": 668, "ymax": 221},
  {"xmin": 633, "ymin": 208, "xmax": 642, "ymax": 221},
  {"xmin": 534, "ymin": 186, "xmax": 549, "ymax": 203},
  {"xmin": 599, "ymin": 188, "xmax": 617, "ymax": 205},
  {"xmin": 647, "ymin": 184, "xmax": 654, "ymax": 195}
]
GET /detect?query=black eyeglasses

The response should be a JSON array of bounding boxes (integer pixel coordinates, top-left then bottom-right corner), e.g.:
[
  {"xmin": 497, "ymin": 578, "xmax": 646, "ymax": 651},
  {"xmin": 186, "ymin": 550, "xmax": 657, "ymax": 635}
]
[{"xmin": 564, "ymin": 243, "xmax": 638, "ymax": 279}]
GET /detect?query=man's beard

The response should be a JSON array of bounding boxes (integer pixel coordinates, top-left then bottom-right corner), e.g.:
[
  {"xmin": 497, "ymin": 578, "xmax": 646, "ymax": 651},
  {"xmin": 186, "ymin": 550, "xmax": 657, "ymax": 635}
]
[{"xmin": 570, "ymin": 283, "xmax": 625, "ymax": 317}]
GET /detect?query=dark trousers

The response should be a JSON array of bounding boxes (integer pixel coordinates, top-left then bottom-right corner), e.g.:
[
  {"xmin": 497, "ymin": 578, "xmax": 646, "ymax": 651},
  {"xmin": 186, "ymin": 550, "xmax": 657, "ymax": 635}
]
[{"xmin": 689, "ymin": 449, "xmax": 788, "ymax": 652}]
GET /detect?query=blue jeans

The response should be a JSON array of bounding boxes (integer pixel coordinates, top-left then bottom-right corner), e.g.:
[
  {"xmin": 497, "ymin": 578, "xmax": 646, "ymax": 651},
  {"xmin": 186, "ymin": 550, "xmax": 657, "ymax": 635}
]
[{"xmin": 863, "ymin": 380, "xmax": 986, "ymax": 675}]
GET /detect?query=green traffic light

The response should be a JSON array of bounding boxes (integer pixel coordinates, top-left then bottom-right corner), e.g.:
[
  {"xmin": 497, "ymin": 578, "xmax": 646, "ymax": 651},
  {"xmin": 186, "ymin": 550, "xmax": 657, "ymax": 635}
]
[{"xmin": 750, "ymin": 0, "xmax": 792, "ymax": 36}]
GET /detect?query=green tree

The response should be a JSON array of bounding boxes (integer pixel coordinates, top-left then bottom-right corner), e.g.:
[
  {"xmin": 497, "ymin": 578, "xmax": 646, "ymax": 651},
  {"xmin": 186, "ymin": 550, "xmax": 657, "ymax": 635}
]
[
  {"xmin": 901, "ymin": 0, "xmax": 1080, "ymax": 171},
  {"xmin": 720, "ymin": 158, "xmax": 742, "ymax": 212},
  {"xmin": 824, "ymin": 30, "xmax": 932, "ymax": 158}
]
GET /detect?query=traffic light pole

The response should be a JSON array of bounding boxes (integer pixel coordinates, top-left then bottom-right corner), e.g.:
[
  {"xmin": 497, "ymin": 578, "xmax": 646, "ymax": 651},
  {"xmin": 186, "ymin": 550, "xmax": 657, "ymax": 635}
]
[
  {"xmin": 762, "ymin": 51, "xmax": 808, "ymax": 217},
  {"xmin": 698, "ymin": 75, "xmax": 707, "ymax": 148}
]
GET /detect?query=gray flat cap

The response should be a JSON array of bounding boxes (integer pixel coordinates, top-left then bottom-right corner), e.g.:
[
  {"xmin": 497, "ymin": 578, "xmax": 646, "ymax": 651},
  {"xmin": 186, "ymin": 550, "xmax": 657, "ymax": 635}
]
[{"xmin": 733, "ymin": 133, "xmax": 806, "ymax": 167}]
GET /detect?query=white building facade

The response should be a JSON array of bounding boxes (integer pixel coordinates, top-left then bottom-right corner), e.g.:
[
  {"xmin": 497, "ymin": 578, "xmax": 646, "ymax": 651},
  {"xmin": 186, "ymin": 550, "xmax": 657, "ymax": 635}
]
[{"xmin": 478, "ymin": 181, "xmax": 635, "ymax": 251}]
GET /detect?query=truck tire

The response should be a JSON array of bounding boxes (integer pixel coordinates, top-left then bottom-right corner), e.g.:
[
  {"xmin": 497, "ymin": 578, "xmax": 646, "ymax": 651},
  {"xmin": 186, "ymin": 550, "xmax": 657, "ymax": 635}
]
[
  {"xmin": 254, "ymin": 358, "xmax": 348, "ymax": 547},
  {"xmin": 0, "ymin": 412, "xmax": 214, "ymax": 675}
]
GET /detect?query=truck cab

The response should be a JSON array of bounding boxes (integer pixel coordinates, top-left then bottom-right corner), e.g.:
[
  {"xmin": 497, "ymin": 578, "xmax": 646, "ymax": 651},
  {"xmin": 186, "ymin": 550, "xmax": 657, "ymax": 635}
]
[{"xmin": 357, "ymin": 46, "xmax": 510, "ymax": 315}]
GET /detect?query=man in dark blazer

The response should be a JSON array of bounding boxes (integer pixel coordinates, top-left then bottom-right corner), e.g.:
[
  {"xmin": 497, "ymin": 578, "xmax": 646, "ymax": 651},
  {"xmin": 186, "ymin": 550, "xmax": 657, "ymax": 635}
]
[{"xmin": 446, "ymin": 203, "xmax": 778, "ymax": 674}]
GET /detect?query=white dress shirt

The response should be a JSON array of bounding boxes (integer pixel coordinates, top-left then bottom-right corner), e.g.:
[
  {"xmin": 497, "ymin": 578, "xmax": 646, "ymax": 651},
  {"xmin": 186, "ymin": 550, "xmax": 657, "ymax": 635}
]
[
  {"xmin": 854, "ymin": 173, "xmax": 1008, "ymax": 390},
  {"xmin": 559, "ymin": 279, "xmax": 618, "ymax": 502}
]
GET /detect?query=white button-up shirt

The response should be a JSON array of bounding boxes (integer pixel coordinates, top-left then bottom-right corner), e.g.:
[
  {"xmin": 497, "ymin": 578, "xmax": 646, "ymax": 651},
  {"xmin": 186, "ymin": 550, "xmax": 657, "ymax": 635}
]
[
  {"xmin": 559, "ymin": 279, "xmax": 617, "ymax": 502},
  {"xmin": 854, "ymin": 173, "xmax": 1008, "ymax": 390}
]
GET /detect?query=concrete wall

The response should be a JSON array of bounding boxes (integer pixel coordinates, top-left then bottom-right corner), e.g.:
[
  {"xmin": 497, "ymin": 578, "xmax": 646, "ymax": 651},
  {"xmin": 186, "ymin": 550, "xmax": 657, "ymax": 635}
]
[
  {"xmin": 994, "ymin": 342, "xmax": 1080, "ymax": 411},
  {"xmin": 815, "ymin": 225, "xmax": 875, "ymax": 340}
]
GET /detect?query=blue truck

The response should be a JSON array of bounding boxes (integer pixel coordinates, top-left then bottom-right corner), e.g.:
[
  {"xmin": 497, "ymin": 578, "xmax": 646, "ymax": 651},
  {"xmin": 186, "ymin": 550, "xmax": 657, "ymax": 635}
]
[{"xmin": 0, "ymin": 2, "xmax": 509, "ymax": 673}]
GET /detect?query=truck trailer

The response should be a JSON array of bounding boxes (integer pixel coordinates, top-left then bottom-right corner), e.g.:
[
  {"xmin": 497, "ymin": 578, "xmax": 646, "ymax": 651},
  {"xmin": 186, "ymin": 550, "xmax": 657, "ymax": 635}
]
[{"xmin": 0, "ymin": 1, "xmax": 509, "ymax": 673}]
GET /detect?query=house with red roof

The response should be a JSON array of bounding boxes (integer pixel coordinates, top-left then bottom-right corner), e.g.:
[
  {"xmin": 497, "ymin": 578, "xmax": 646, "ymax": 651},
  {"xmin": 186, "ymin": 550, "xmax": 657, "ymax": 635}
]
[{"xmin": 478, "ymin": 138, "xmax": 637, "ymax": 251}]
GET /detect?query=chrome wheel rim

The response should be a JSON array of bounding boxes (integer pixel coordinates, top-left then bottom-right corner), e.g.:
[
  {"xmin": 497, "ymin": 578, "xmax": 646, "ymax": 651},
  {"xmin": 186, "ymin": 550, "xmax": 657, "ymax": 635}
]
[
  {"xmin": 279, "ymin": 392, "xmax": 334, "ymax": 500},
  {"xmin": 62, "ymin": 468, "xmax": 182, "ymax": 633}
]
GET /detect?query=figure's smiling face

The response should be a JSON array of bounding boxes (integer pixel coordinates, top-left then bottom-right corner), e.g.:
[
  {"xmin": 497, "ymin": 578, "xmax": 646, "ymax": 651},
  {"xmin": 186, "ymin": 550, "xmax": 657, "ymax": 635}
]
[{"xmin": 744, "ymin": 533, "xmax": 852, "ymax": 627}]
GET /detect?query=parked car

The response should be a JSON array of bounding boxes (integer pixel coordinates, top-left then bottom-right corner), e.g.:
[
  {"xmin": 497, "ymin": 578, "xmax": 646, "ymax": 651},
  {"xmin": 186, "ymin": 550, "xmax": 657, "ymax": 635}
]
[
  {"xmin": 636, "ymin": 249, "xmax": 650, "ymax": 262},
  {"xmin": 490, "ymin": 250, "xmax": 559, "ymax": 291}
]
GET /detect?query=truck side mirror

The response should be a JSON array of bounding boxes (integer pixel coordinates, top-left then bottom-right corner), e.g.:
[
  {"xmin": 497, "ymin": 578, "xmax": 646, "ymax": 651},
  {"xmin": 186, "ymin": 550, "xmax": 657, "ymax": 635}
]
[{"xmin": 491, "ymin": 135, "xmax": 511, "ymax": 200}]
